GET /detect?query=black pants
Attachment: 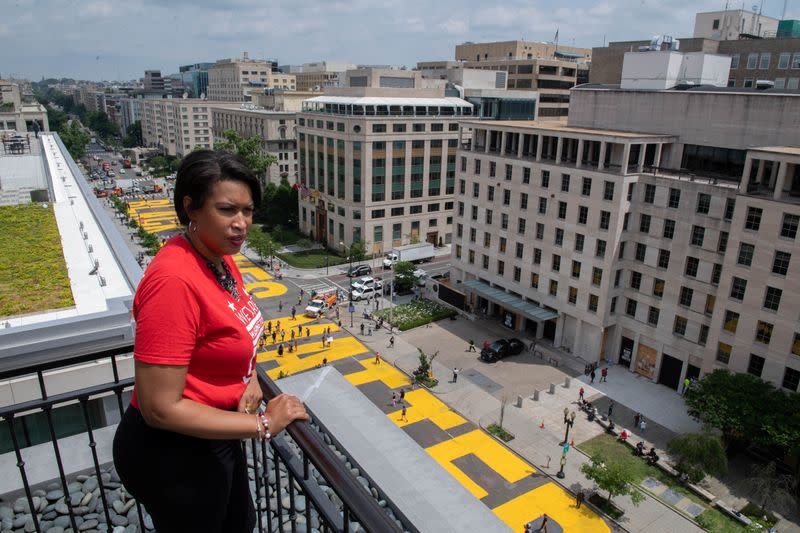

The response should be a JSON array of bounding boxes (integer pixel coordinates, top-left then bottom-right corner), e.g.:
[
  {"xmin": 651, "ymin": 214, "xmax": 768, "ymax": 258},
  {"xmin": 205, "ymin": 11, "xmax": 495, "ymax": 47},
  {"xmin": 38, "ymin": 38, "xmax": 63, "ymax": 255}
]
[{"xmin": 113, "ymin": 406, "xmax": 256, "ymax": 533}]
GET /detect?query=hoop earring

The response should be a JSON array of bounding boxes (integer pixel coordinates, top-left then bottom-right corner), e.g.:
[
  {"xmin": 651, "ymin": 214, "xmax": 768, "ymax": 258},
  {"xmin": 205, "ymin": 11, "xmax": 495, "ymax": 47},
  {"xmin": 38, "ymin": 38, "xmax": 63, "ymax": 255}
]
[{"xmin": 189, "ymin": 220, "xmax": 198, "ymax": 233}]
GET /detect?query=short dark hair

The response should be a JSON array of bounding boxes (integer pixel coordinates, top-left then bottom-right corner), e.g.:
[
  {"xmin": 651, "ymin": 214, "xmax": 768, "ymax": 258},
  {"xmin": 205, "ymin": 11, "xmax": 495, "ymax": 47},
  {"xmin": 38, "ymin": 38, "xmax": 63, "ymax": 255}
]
[{"xmin": 173, "ymin": 150, "xmax": 261, "ymax": 225}]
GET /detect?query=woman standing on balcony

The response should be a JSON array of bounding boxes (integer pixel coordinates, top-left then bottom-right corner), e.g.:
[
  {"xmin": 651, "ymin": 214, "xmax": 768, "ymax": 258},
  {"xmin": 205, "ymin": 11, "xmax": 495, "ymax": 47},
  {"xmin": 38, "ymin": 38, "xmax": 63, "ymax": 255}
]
[{"xmin": 113, "ymin": 150, "xmax": 308, "ymax": 533}]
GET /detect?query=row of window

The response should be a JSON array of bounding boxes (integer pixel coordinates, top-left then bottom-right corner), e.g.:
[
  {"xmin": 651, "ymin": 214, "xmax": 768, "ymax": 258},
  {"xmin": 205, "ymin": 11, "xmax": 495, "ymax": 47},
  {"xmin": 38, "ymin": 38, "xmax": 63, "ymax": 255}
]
[
  {"xmin": 717, "ymin": 347, "xmax": 800, "ymax": 392},
  {"xmin": 298, "ymin": 117, "xmax": 461, "ymax": 132},
  {"xmin": 732, "ymin": 52, "xmax": 800, "ymax": 70},
  {"xmin": 731, "ymin": 77, "xmax": 800, "ymax": 90},
  {"xmin": 371, "ymin": 202, "xmax": 454, "ymax": 219}
]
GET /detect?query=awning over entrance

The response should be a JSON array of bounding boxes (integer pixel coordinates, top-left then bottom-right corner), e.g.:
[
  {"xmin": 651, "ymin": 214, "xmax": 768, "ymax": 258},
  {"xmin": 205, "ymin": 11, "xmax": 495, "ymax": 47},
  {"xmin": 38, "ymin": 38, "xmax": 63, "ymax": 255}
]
[{"xmin": 462, "ymin": 280, "xmax": 559, "ymax": 321}]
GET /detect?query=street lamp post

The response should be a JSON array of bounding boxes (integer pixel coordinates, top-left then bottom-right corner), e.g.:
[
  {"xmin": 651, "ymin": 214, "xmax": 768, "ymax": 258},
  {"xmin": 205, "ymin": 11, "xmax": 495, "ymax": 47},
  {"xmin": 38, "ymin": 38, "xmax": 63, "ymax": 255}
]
[
  {"xmin": 560, "ymin": 408, "xmax": 576, "ymax": 446},
  {"xmin": 557, "ymin": 452, "xmax": 567, "ymax": 479}
]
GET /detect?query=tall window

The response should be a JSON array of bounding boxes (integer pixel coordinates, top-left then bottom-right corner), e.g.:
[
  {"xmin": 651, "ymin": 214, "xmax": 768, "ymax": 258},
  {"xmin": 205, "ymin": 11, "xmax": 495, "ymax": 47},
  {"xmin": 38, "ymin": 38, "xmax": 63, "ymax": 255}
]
[
  {"xmin": 745, "ymin": 207, "xmax": 763, "ymax": 231},
  {"xmin": 696, "ymin": 193, "xmax": 711, "ymax": 214}
]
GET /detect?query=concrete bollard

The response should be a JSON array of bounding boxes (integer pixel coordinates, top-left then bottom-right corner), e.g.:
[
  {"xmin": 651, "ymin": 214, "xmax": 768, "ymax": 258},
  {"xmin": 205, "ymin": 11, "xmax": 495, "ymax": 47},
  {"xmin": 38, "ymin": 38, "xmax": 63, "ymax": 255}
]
[
  {"xmin": 549, "ymin": 383, "xmax": 556, "ymax": 394},
  {"xmin": 532, "ymin": 390, "xmax": 540, "ymax": 401},
  {"xmin": 516, "ymin": 395, "xmax": 523, "ymax": 408},
  {"xmin": 564, "ymin": 377, "xmax": 571, "ymax": 388}
]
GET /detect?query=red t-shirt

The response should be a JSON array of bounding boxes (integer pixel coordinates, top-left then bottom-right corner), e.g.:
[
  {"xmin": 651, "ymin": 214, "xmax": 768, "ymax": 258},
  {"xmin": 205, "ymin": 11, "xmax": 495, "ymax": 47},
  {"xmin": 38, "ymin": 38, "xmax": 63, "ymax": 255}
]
[{"xmin": 130, "ymin": 235, "xmax": 264, "ymax": 411}]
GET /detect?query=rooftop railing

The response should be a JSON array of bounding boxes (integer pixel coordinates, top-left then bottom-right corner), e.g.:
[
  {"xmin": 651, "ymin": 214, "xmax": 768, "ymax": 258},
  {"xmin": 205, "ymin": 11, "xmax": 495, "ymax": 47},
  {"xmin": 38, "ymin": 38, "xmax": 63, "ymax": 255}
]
[{"xmin": 0, "ymin": 346, "xmax": 408, "ymax": 533}]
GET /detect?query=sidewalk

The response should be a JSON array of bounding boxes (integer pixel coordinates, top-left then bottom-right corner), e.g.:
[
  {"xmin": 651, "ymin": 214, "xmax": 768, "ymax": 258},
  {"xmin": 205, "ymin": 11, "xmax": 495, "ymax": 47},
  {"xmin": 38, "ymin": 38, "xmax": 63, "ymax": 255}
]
[{"xmin": 337, "ymin": 320, "xmax": 703, "ymax": 533}]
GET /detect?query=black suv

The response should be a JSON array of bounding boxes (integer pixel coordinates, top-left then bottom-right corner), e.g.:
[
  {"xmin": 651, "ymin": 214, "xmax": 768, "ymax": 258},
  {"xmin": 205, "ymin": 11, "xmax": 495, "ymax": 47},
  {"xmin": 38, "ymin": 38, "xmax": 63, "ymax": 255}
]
[
  {"xmin": 479, "ymin": 338, "xmax": 526, "ymax": 362},
  {"xmin": 346, "ymin": 264, "xmax": 372, "ymax": 277}
]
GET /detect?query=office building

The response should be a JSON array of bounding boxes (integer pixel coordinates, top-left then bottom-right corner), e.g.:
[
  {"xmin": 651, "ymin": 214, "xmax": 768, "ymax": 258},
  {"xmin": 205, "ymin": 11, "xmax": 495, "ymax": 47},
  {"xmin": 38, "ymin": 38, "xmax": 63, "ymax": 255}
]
[
  {"xmin": 294, "ymin": 61, "xmax": 356, "ymax": 91},
  {"xmin": 693, "ymin": 9, "xmax": 780, "ymax": 40},
  {"xmin": 141, "ymin": 98, "xmax": 228, "ymax": 157},
  {"xmin": 450, "ymin": 55, "xmax": 800, "ymax": 391},
  {"xmin": 296, "ymin": 72, "xmax": 473, "ymax": 252},
  {"xmin": 179, "ymin": 62, "xmax": 214, "ymax": 98},
  {"xmin": 207, "ymin": 54, "xmax": 295, "ymax": 102},
  {"xmin": 0, "ymin": 80, "xmax": 49, "ymax": 132},
  {"xmin": 143, "ymin": 70, "xmax": 165, "ymax": 92},
  {"xmin": 210, "ymin": 105, "xmax": 298, "ymax": 186}
]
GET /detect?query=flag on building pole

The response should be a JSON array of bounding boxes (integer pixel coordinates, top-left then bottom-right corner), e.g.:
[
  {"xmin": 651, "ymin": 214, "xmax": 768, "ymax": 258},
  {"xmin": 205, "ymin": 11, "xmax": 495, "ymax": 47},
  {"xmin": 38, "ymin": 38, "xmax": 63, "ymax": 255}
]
[{"xmin": 554, "ymin": 28, "xmax": 559, "ymax": 52}]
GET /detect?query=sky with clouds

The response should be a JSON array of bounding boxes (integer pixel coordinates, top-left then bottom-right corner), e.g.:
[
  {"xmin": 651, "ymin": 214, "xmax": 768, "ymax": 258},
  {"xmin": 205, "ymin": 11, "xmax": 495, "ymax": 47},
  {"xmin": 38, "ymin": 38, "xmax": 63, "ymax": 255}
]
[{"xmin": 3, "ymin": 0, "xmax": 799, "ymax": 81}]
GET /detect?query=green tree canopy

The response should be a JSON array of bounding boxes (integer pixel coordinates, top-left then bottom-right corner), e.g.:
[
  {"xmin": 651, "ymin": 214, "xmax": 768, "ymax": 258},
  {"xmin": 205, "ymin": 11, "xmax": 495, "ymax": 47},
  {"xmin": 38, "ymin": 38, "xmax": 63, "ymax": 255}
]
[
  {"xmin": 59, "ymin": 121, "xmax": 89, "ymax": 161},
  {"xmin": 666, "ymin": 432, "xmax": 728, "ymax": 483},
  {"xmin": 123, "ymin": 121, "xmax": 142, "ymax": 148},
  {"xmin": 349, "ymin": 240, "xmax": 366, "ymax": 262},
  {"xmin": 393, "ymin": 261, "xmax": 416, "ymax": 293},
  {"xmin": 685, "ymin": 369, "xmax": 800, "ymax": 454},
  {"xmin": 245, "ymin": 226, "xmax": 276, "ymax": 264},
  {"xmin": 581, "ymin": 453, "xmax": 645, "ymax": 507},
  {"xmin": 214, "ymin": 129, "xmax": 277, "ymax": 178}
]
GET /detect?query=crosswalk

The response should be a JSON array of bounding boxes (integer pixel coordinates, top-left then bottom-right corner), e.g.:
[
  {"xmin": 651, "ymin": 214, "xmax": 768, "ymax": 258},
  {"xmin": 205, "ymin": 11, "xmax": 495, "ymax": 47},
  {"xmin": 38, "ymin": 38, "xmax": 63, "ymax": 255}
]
[{"xmin": 293, "ymin": 278, "xmax": 337, "ymax": 296}]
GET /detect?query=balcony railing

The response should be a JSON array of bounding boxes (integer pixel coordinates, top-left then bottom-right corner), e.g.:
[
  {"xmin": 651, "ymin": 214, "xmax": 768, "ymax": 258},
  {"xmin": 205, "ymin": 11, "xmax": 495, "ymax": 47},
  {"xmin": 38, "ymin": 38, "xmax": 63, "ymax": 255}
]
[{"xmin": 0, "ymin": 346, "xmax": 409, "ymax": 533}]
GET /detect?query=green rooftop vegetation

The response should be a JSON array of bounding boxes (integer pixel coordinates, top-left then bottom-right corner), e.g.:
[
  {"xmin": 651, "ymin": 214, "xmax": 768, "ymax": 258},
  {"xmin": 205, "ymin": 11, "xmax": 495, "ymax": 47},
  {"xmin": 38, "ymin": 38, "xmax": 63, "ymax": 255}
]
[{"xmin": 0, "ymin": 203, "xmax": 74, "ymax": 318}]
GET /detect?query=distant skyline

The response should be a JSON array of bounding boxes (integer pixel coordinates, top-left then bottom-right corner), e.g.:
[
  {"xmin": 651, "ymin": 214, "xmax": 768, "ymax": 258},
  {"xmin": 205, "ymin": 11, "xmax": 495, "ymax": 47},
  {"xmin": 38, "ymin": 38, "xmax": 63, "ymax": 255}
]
[{"xmin": 3, "ymin": 0, "xmax": 799, "ymax": 81}]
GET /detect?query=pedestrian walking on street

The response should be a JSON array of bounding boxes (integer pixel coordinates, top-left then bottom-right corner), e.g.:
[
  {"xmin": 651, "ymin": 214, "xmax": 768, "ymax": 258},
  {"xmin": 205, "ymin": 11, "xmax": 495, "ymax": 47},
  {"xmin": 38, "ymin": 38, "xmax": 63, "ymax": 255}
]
[
  {"xmin": 306, "ymin": 327, "xmax": 310, "ymax": 337},
  {"xmin": 468, "ymin": 340, "xmax": 476, "ymax": 352},
  {"xmin": 392, "ymin": 392, "xmax": 397, "ymax": 407},
  {"xmin": 277, "ymin": 343, "xmax": 284, "ymax": 357},
  {"xmin": 640, "ymin": 418, "xmax": 647, "ymax": 433},
  {"xmin": 607, "ymin": 401, "xmax": 614, "ymax": 419},
  {"xmin": 300, "ymin": 288, "xmax": 304, "ymax": 299},
  {"xmin": 399, "ymin": 389, "xmax": 405, "ymax": 402},
  {"xmin": 278, "ymin": 300, "xmax": 283, "ymax": 312},
  {"xmin": 389, "ymin": 336, "xmax": 395, "ymax": 349},
  {"xmin": 321, "ymin": 336, "xmax": 326, "ymax": 348},
  {"xmin": 328, "ymin": 335, "xmax": 334, "ymax": 349},
  {"xmin": 452, "ymin": 367, "xmax": 460, "ymax": 383},
  {"xmin": 290, "ymin": 330, "xmax": 295, "ymax": 341},
  {"xmin": 537, "ymin": 513, "xmax": 549, "ymax": 532},
  {"xmin": 576, "ymin": 490, "xmax": 585, "ymax": 508},
  {"xmin": 400, "ymin": 404, "xmax": 407, "ymax": 422},
  {"xmin": 297, "ymin": 295, "xmax": 302, "ymax": 306},
  {"xmin": 590, "ymin": 368, "xmax": 596, "ymax": 383},
  {"xmin": 276, "ymin": 320, "xmax": 281, "ymax": 332},
  {"xmin": 374, "ymin": 352, "xmax": 381, "ymax": 365},
  {"xmin": 578, "ymin": 387, "xmax": 585, "ymax": 402},
  {"xmin": 291, "ymin": 306, "xmax": 296, "ymax": 320},
  {"xmin": 267, "ymin": 321, "xmax": 272, "ymax": 333},
  {"xmin": 271, "ymin": 331, "xmax": 277, "ymax": 344},
  {"xmin": 297, "ymin": 323, "xmax": 302, "ymax": 335},
  {"xmin": 682, "ymin": 377, "xmax": 691, "ymax": 396},
  {"xmin": 293, "ymin": 339, "xmax": 298, "ymax": 352},
  {"xmin": 280, "ymin": 330, "xmax": 285, "ymax": 342},
  {"xmin": 601, "ymin": 367, "xmax": 608, "ymax": 382},
  {"xmin": 360, "ymin": 323, "xmax": 365, "ymax": 335},
  {"xmin": 634, "ymin": 412, "xmax": 641, "ymax": 429}
]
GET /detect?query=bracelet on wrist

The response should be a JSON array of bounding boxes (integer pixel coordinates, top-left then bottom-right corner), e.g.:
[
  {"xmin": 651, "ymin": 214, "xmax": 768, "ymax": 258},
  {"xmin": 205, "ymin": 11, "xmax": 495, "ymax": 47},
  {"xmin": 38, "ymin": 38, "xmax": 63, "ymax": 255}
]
[{"xmin": 258, "ymin": 411, "xmax": 271, "ymax": 440}]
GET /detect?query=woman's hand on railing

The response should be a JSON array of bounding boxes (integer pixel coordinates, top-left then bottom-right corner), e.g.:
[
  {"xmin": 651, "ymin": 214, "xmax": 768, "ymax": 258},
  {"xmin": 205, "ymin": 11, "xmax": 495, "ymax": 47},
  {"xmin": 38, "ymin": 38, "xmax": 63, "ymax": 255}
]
[{"xmin": 264, "ymin": 393, "xmax": 309, "ymax": 436}]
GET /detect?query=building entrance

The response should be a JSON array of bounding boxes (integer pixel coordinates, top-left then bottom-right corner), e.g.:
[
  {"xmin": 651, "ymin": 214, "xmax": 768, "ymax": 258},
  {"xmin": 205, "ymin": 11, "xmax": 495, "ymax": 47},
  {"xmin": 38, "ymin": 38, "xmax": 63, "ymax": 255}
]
[
  {"xmin": 658, "ymin": 353, "xmax": 683, "ymax": 390},
  {"xmin": 619, "ymin": 337, "xmax": 634, "ymax": 368}
]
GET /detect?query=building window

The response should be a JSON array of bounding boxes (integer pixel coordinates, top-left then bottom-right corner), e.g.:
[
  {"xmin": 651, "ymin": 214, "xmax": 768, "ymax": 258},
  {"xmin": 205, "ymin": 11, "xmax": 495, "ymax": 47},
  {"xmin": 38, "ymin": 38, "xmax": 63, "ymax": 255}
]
[
  {"xmin": 536, "ymin": 223, "xmax": 544, "ymax": 240},
  {"xmin": 618, "ymin": 241, "xmax": 626, "ymax": 259},
  {"xmin": 737, "ymin": 243, "xmax": 755, "ymax": 266},
  {"xmin": 673, "ymin": 316, "xmax": 687, "ymax": 336},
  {"xmin": 505, "ymin": 164, "xmax": 513, "ymax": 181},
  {"xmin": 614, "ymin": 269, "xmax": 622, "ymax": 288},
  {"xmin": 764, "ymin": 286, "xmax": 783, "ymax": 311},
  {"xmin": 709, "ymin": 263, "xmax": 721, "ymax": 285},
  {"xmin": 575, "ymin": 233, "xmax": 585, "ymax": 252},
  {"xmin": 625, "ymin": 298, "xmax": 637, "ymax": 318},
  {"xmin": 603, "ymin": 181, "xmax": 614, "ymax": 201},
  {"xmin": 497, "ymin": 260, "xmax": 505, "ymax": 276},
  {"xmin": 717, "ymin": 342, "xmax": 732, "ymax": 364},
  {"xmin": 468, "ymin": 250, "xmax": 475, "ymax": 264},
  {"xmin": 581, "ymin": 177, "xmax": 592, "ymax": 196},
  {"xmin": 663, "ymin": 219, "xmax": 675, "ymax": 239},
  {"xmin": 549, "ymin": 280, "xmax": 558, "ymax": 297},
  {"xmin": 653, "ymin": 278, "xmax": 665, "ymax": 298},
  {"xmin": 538, "ymin": 197, "xmax": 548, "ymax": 215},
  {"xmin": 658, "ymin": 249, "xmax": 670, "ymax": 269},
  {"xmin": 781, "ymin": 214, "xmax": 799, "ymax": 239},
  {"xmin": 588, "ymin": 294, "xmax": 599, "ymax": 313},
  {"xmin": 685, "ymin": 257, "xmax": 699, "ymax": 277},
  {"xmin": 679, "ymin": 286, "xmax": 693, "ymax": 307},
  {"xmin": 668, "ymin": 187, "xmax": 681, "ymax": 208},
  {"xmin": 610, "ymin": 296, "xmax": 617, "ymax": 314},
  {"xmin": 640, "ymin": 214, "xmax": 651, "ymax": 234},
  {"xmin": 523, "ymin": 167, "xmax": 531, "ymax": 184},
  {"xmin": 503, "ymin": 189, "xmax": 511, "ymax": 205},
  {"xmin": 489, "ymin": 162, "xmax": 496, "ymax": 177},
  {"xmin": 487, "ymin": 186, "xmax": 494, "ymax": 201},
  {"xmin": 793, "ymin": 333, "xmax": 800, "ymax": 356},
  {"xmin": 533, "ymin": 248, "xmax": 542, "ymax": 264},
  {"xmin": 578, "ymin": 206, "xmax": 588, "ymax": 225},
  {"xmin": 644, "ymin": 184, "xmax": 656, "ymax": 203},
  {"xmin": 627, "ymin": 183, "xmax": 635, "ymax": 201},
  {"xmin": 724, "ymin": 198, "xmax": 736, "ymax": 220},
  {"xmin": 630, "ymin": 271, "xmax": 642, "ymax": 290},
  {"xmin": 474, "ymin": 159, "xmax": 481, "ymax": 174},
  {"xmin": 635, "ymin": 243, "xmax": 647, "ymax": 262},
  {"xmin": 518, "ymin": 218, "xmax": 526, "ymax": 234},
  {"xmin": 591, "ymin": 267, "xmax": 602, "ymax": 286},
  {"xmin": 599, "ymin": 211, "xmax": 610, "ymax": 230},
  {"xmin": 516, "ymin": 242, "xmax": 524, "ymax": 259},
  {"xmin": 759, "ymin": 53, "xmax": 771, "ymax": 69},
  {"xmin": 706, "ymin": 294, "xmax": 715, "ymax": 315},
  {"xmin": 568, "ymin": 286, "xmax": 578, "ymax": 304},
  {"xmin": 699, "ymin": 325, "xmax": 709, "ymax": 346},
  {"xmin": 717, "ymin": 231, "xmax": 729, "ymax": 254},
  {"xmin": 779, "ymin": 52, "xmax": 791, "ymax": 69},
  {"xmin": 531, "ymin": 273, "xmax": 539, "ymax": 288},
  {"xmin": 755, "ymin": 321, "xmax": 774, "ymax": 345},
  {"xmin": 748, "ymin": 354, "xmax": 765, "ymax": 377},
  {"xmin": 696, "ymin": 193, "xmax": 711, "ymax": 214},
  {"xmin": 745, "ymin": 207, "xmax": 763, "ymax": 231},
  {"xmin": 596, "ymin": 239, "xmax": 606, "ymax": 258},
  {"xmin": 783, "ymin": 367, "xmax": 800, "ymax": 392},
  {"xmin": 730, "ymin": 277, "xmax": 747, "ymax": 300},
  {"xmin": 746, "ymin": 53, "xmax": 758, "ymax": 69},
  {"xmin": 513, "ymin": 266, "xmax": 521, "ymax": 282},
  {"xmin": 552, "ymin": 254, "xmax": 561, "ymax": 272},
  {"xmin": 691, "ymin": 225, "xmax": 705, "ymax": 247},
  {"xmin": 743, "ymin": 78, "xmax": 754, "ymax": 88},
  {"xmin": 773, "ymin": 251, "xmax": 791, "ymax": 275},
  {"xmin": 558, "ymin": 201, "xmax": 567, "ymax": 219},
  {"xmin": 572, "ymin": 260, "xmax": 582, "ymax": 279},
  {"xmin": 712, "ymin": 18, "xmax": 720, "ymax": 29},
  {"xmin": 561, "ymin": 174, "xmax": 570, "ymax": 192},
  {"xmin": 501, "ymin": 213, "xmax": 509, "ymax": 230},
  {"xmin": 520, "ymin": 193, "xmax": 528, "ymax": 209},
  {"xmin": 648, "ymin": 306, "xmax": 660, "ymax": 326},
  {"xmin": 730, "ymin": 54, "xmax": 740, "ymax": 68},
  {"xmin": 541, "ymin": 170, "xmax": 550, "ymax": 188}
]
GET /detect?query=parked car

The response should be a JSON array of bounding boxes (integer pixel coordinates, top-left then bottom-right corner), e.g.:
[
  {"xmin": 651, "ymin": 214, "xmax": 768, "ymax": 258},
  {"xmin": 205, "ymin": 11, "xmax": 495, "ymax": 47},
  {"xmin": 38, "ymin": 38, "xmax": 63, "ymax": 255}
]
[
  {"xmin": 351, "ymin": 275, "xmax": 382, "ymax": 291},
  {"xmin": 346, "ymin": 264, "xmax": 372, "ymax": 277},
  {"xmin": 479, "ymin": 338, "xmax": 526, "ymax": 362},
  {"xmin": 350, "ymin": 286, "xmax": 378, "ymax": 301}
]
